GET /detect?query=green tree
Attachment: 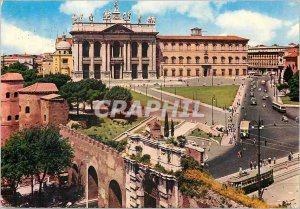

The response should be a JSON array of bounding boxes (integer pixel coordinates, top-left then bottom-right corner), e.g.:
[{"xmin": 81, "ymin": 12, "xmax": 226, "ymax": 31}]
[
  {"xmin": 171, "ymin": 120, "xmax": 175, "ymax": 137},
  {"xmin": 283, "ymin": 65, "xmax": 293, "ymax": 83},
  {"xmin": 164, "ymin": 112, "xmax": 169, "ymax": 137},
  {"xmin": 104, "ymin": 86, "xmax": 132, "ymax": 101},
  {"xmin": 35, "ymin": 74, "xmax": 71, "ymax": 89},
  {"xmin": 288, "ymin": 71, "xmax": 299, "ymax": 102},
  {"xmin": 60, "ymin": 81, "xmax": 85, "ymax": 115},
  {"xmin": 82, "ymin": 79, "xmax": 107, "ymax": 111}
]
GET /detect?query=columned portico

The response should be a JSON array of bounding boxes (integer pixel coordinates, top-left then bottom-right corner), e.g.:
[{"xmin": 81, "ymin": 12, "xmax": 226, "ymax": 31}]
[{"xmin": 70, "ymin": 1, "xmax": 158, "ymax": 81}]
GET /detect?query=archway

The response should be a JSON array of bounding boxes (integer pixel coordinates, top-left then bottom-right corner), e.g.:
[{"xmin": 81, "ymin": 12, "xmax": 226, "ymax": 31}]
[
  {"xmin": 71, "ymin": 164, "xmax": 79, "ymax": 185},
  {"xmin": 88, "ymin": 166, "xmax": 99, "ymax": 206},
  {"xmin": 143, "ymin": 175, "xmax": 159, "ymax": 208},
  {"xmin": 108, "ymin": 180, "xmax": 122, "ymax": 208},
  {"xmin": 112, "ymin": 41, "xmax": 121, "ymax": 58}
]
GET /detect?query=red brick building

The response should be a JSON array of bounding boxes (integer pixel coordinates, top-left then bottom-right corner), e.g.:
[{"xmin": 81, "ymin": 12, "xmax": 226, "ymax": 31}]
[
  {"xmin": 1, "ymin": 73, "xmax": 24, "ymax": 145},
  {"xmin": 284, "ymin": 44, "xmax": 299, "ymax": 74}
]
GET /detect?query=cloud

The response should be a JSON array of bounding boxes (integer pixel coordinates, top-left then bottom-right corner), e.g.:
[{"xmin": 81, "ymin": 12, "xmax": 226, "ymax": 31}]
[
  {"xmin": 59, "ymin": 0, "xmax": 109, "ymax": 16},
  {"xmin": 287, "ymin": 23, "xmax": 299, "ymax": 38},
  {"xmin": 132, "ymin": 1, "xmax": 215, "ymax": 22},
  {"xmin": 1, "ymin": 19, "xmax": 55, "ymax": 54},
  {"xmin": 215, "ymin": 10, "xmax": 283, "ymax": 45}
]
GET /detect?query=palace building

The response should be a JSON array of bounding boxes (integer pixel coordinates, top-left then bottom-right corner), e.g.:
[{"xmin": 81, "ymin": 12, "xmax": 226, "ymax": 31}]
[
  {"xmin": 70, "ymin": 0, "xmax": 158, "ymax": 81},
  {"xmin": 158, "ymin": 28, "xmax": 249, "ymax": 77}
]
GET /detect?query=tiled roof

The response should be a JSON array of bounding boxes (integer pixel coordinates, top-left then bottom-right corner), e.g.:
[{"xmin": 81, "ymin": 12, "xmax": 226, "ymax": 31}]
[
  {"xmin": 284, "ymin": 52, "xmax": 299, "ymax": 58},
  {"xmin": 56, "ymin": 37, "xmax": 73, "ymax": 45},
  {"xmin": 18, "ymin": 83, "xmax": 58, "ymax": 93},
  {"xmin": 158, "ymin": 35, "xmax": 249, "ymax": 41},
  {"xmin": 40, "ymin": 94, "xmax": 63, "ymax": 101},
  {"xmin": 1, "ymin": 73, "xmax": 24, "ymax": 81}
]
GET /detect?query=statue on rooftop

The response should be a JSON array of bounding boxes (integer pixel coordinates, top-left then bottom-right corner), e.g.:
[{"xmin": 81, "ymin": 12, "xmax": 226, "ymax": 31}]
[
  {"xmin": 89, "ymin": 13, "xmax": 94, "ymax": 22},
  {"xmin": 72, "ymin": 14, "xmax": 78, "ymax": 24},
  {"xmin": 114, "ymin": 0, "xmax": 119, "ymax": 12},
  {"xmin": 128, "ymin": 12, "xmax": 132, "ymax": 20},
  {"xmin": 123, "ymin": 12, "xmax": 126, "ymax": 20},
  {"xmin": 138, "ymin": 15, "xmax": 142, "ymax": 24},
  {"xmin": 79, "ymin": 14, "xmax": 83, "ymax": 22}
]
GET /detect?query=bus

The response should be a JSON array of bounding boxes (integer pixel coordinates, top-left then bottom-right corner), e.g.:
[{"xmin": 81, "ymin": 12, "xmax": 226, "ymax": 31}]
[
  {"xmin": 272, "ymin": 101, "xmax": 286, "ymax": 113},
  {"xmin": 227, "ymin": 167, "xmax": 274, "ymax": 194},
  {"xmin": 240, "ymin": 120, "xmax": 250, "ymax": 138}
]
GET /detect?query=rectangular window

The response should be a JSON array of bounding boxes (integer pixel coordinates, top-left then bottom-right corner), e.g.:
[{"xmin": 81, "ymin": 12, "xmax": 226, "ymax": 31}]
[
  {"xmin": 222, "ymin": 69, "xmax": 225, "ymax": 76},
  {"xmin": 196, "ymin": 44, "xmax": 200, "ymax": 51},
  {"xmin": 204, "ymin": 44, "xmax": 208, "ymax": 50},
  {"xmin": 94, "ymin": 64, "xmax": 101, "ymax": 79},
  {"xmin": 229, "ymin": 69, "xmax": 232, "ymax": 76},
  {"xmin": 243, "ymin": 69, "xmax": 247, "ymax": 75},
  {"xmin": 172, "ymin": 69, "xmax": 175, "ymax": 77},
  {"xmin": 179, "ymin": 69, "xmax": 183, "ymax": 76},
  {"xmin": 164, "ymin": 69, "xmax": 168, "ymax": 77},
  {"xmin": 196, "ymin": 69, "xmax": 200, "ymax": 76},
  {"xmin": 62, "ymin": 58, "xmax": 68, "ymax": 64},
  {"xmin": 83, "ymin": 64, "xmax": 90, "ymax": 79},
  {"xmin": 235, "ymin": 69, "xmax": 239, "ymax": 76},
  {"xmin": 187, "ymin": 69, "xmax": 191, "ymax": 76},
  {"xmin": 213, "ymin": 69, "xmax": 217, "ymax": 76},
  {"xmin": 213, "ymin": 44, "xmax": 217, "ymax": 51},
  {"xmin": 179, "ymin": 44, "xmax": 183, "ymax": 51}
]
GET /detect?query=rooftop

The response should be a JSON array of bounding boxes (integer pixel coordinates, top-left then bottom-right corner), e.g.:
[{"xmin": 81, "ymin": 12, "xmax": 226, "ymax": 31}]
[
  {"xmin": 1, "ymin": 73, "xmax": 24, "ymax": 82},
  {"xmin": 158, "ymin": 35, "xmax": 249, "ymax": 41},
  {"xmin": 284, "ymin": 52, "xmax": 299, "ymax": 58},
  {"xmin": 18, "ymin": 83, "xmax": 58, "ymax": 93},
  {"xmin": 40, "ymin": 93, "xmax": 63, "ymax": 101}
]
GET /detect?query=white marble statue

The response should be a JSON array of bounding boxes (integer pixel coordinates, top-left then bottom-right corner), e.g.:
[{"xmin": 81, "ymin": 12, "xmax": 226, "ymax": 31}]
[
  {"xmin": 147, "ymin": 16, "xmax": 156, "ymax": 24},
  {"xmin": 72, "ymin": 14, "xmax": 78, "ymax": 24},
  {"xmin": 89, "ymin": 13, "xmax": 94, "ymax": 22},
  {"xmin": 79, "ymin": 14, "xmax": 83, "ymax": 22},
  {"xmin": 128, "ymin": 12, "xmax": 132, "ymax": 20},
  {"xmin": 114, "ymin": 0, "xmax": 119, "ymax": 12},
  {"xmin": 123, "ymin": 12, "xmax": 126, "ymax": 20},
  {"xmin": 138, "ymin": 15, "xmax": 142, "ymax": 24}
]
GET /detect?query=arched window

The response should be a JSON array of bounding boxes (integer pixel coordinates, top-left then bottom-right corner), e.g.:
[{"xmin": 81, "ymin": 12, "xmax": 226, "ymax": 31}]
[
  {"xmin": 94, "ymin": 41, "xmax": 101, "ymax": 57},
  {"xmin": 5, "ymin": 92, "xmax": 10, "ymax": 98},
  {"xmin": 204, "ymin": 44, "xmax": 208, "ymax": 50},
  {"xmin": 195, "ymin": 43, "xmax": 200, "ymax": 51},
  {"xmin": 25, "ymin": 106, "xmax": 30, "ymax": 114},
  {"xmin": 221, "ymin": 44, "xmax": 225, "ymax": 51},
  {"xmin": 236, "ymin": 44, "xmax": 239, "ymax": 50},
  {"xmin": 15, "ymin": 115, "xmax": 19, "ymax": 120},
  {"xmin": 171, "ymin": 57, "xmax": 176, "ymax": 64},
  {"xmin": 195, "ymin": 56, "xmax": 200, "ymax": 64},
  {"xmin": 212, "ymin": 56, "xmax": 217, "ymax": 64},
  {"xmin": 186, "ymin": 56, "xmax": 191, "ymax": 64},
  {"xmin": 228, "ymin": 56, "xmax": 233, "ymax": 64},
  {"xmin": 179, "ymin": 56, "xmax": 184, "ymax": 64},
  {"xmin": 229, "ymin": 44, "xmax": 232, "ymax": 51},
  {"xmin": 187, "ymin": 43, "xmax": 191, "ymax": 51},
  {"xmin": 213, "ymin": 44, "xmax": 217, "ymax": 50},
  {"xmin": 163, "ymin": 56, "xmax": 169, "ymax": 64},
  {"xmin": 179, "ymin": 43, "xmax": 183, "ymax": 51},
  {"xmin": 221, "ymin": 56, "xmax": 226, "ymax": 64},
  {"xmin": 204, "ymin": 56, "xmax": 209, "ymax": 64},
  {"xmin": 131, "ymin": 42, "xmax": 138, "ymax": 58},
  {"xmin": 235, "ymin": 57, "xmax": 240, "ymax": 64},
  {"xmin": 164, "ymin": 69, "xmax": 168, "ymax": 76},
  {"xmin": 242, "ymin": 56, "xmax": 247, "ymax": 63},
  {"xmin": 82, "ymin": 41, "xmax": 90, "ymax": 57},
  {"xmin": 171, "ymin": 43, "xmax": 176, "ymax": 50},
  {"xmin": 164, "ymin": 43, "xmax": 168, "ymax": 50},
  {"xmin": 7, "ymin": 116, "xmax": 12, "ymax": 121},
  {"xmin": 112, "ymin": 41, "xmax": 121, "ymax": 58},
  {"xmin": 142, "ymin": 42, "xmax": 149, "ymax": 58}
]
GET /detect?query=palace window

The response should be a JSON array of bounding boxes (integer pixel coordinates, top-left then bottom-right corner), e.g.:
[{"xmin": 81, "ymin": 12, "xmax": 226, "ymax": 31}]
[
  {"xmin": 187, "ymin": 69, "xmax": 191, "ymax": 76},
  {"xmin": 179, "ymin": 56, "xmax": 184, "ymax": 64},
  {"xmin": 142, "ymin": 42, "xmax": 149, "ymax": 58},
  {"xmin": 164, "ymin": 43, "xmax": 168, "ymax": 50},
  {"xmin": 243, "ymin": 69, "xmax": 247, "ymax": 75},
  {"xmin": 229, "ymin": 69, "xmax": 232, "ymax": 76},
  {"xmin": 7, "ymin": 115, "xmax": 12, "ymax": 121},
  {"xmin": 221, "ymin": 56, "xmax": 225, "ymax": 64},
  {"xmin": 195, "ymin": 56, "xmax": 200, "ymax": 64},
  {"xmin": 82, "ymin": 41, "xmax": 90, "ymax": 57},
  {"xmin": 213, "ymin": 69, "xmax": 217, "ymax": 76},
  {"xmin": 163, "ymin": 56, "xmax": 169, "ymax": 64},
  {"xmin": 213, "ymin": 44, "xmax": 217, "ymax": 51},
  {"xmin": 204, "ymin": 56, "xmax": 209, "ymax": 64},
  {"xmin": 179, "ymin": 43, "xmax": 183, "ymax": 51},
  {"xmin": 15, "ymin": 115, "xmax": 19, "ymax": 120},
  {"xmin": 235, "ymin": 69, "xmax": 239, "ymax": 76},
  {"xmin": 14, "ymin": 92, "xmax": 18, "ymax": 97},
  {"xmin": 171, "ymin": 43, "xmax": 176, "ymax": 50},
  {"xmin": 242, "ymin": 56, "xmax": 247, "ymax": 63},
  {"xmin": 196, "ymin": 68, "xmax": 200, "ymax": 76},
  {"xmin": 179, "ymin": 68, "xmax": 183, "ymax": 76},
  {"xmin": 171, "ymin": 57, "xmax": 176, "ymax": 64},
  {"xmin": 228, "ymin": 57, "xmax": 233, "ymax": 64},
  {"xmin": 221, "ymin": 44, "xmax": 225, "ymax": 51},
  {"xmin": 113, "ymin": 41, "xmax": 121, "ymax": 58},
  {"xmin": 94, "ymin": 64, "xmax": 101, "ymax": 79},
  {"xmin": 6, "ymin": 92, "xmax": 10, "ymax": 98},
  {"xmin": 25, "ymin": 106, "xmax": 30, "ymax": 114},
  {"xmin": 164, "ymin": 69, "xmax": 168, "ymax": 76},
  {"xmin": 187, "ymin": 56, "xmax": 191, "ymax": 64},
  {"xmin": 204, "ymin": 44, "xmax": 208, "ymax": 50},
  {"xmin": 172, "ymin": 69, "xmax": 176, "ymax": 77},
  {"xmin": 221, "ymin": 69, "xmax": 225, "ymax": 76},
  {"xmin": 235, "ymin": 57, "xmax": 240, "ymax": 64},
  {"xmin": 212, "ymin": 56, "xmax": 217, "ymax": 64},
  {"xmin": 131, "ymin": 42, "xmax": 138, "ymax": 57},
  {"xmin": 94, "ymin": 41, "xmax": 101, "ymax": 57},
  {"xmin": 236, "ymin": 44, "xmax": 239, "ymax": 50},
  {"xmin": 229, "ymin": 44, "xmax": 232, "ymax": 51},
  {"xmin": 187, "ymin": 43, "xmax": 191, "ymax": 51},
  {"xmin": 195, "ymin": 43, "xmax": 200, "ymax": 51}
]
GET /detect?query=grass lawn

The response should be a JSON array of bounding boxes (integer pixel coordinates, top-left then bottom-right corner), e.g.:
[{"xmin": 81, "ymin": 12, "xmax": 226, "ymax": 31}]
[
  {"xmin": 162, "ymin": 85, "xmax": 239, "ymax": 108},
  {"xmin": 131, "ymin": 90, "xmax": 161, "ymax": 106},
  {"xmin": 281, "ymin": 96, "xmax": 299, "ymax": 105},
  {"xmin": 189, "ymin": 128, "xmax": 222, "ymax": 143},
  {"xmin": 79, "ymin": 117, "xmax": 144, "ymax": 140}
]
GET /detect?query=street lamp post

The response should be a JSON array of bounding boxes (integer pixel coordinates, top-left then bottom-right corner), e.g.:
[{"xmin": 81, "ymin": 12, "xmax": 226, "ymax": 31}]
[
  {"xmin": 224, "ymin": 105, "xmax": 227, "ymax": 134},
  {"xmin": 160, "ymin": 84, "xmax": 163, "ymax": 102},
  {"xmin": 146, "ymin": 84, "xmax": 148, "ymax": 96},
  {"xmin": 251, "ymin": 116, "xmax": 264, "ymax": 200}
]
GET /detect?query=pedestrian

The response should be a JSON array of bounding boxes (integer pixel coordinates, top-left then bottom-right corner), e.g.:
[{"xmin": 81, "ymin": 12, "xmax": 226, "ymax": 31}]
[
  {"xmin": 273, "ymin": 157, "xmax": 276, "ymax": 164},
  {"xmin": 250, "ymin": 161, "xmax": 253, "ymax": 170},
  {"xmin": 268, "ymin": 157, "xmax": 272, "ymax": 164},
  {"xmin": 253, "ymin": 161, "xmax": 257, "ymax": 169},
  {"xmin": 288, "ymin": 154, "xmax": 292, "ymax": 161},
  {"xmin": 253, "ymin": 138, "xmax": 256, "ymax": 145}
]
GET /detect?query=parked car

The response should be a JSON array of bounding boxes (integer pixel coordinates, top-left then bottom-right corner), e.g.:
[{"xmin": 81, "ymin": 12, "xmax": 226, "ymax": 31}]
[
  {"xmin": 258, "ymin": 88, "xmax": 262, "ymax": 91},
  {"xmin": 265, "ymin": 95, "xmax": 269, "ymax": 98},
  {"xmin": 262, "ymin": 96, "xmax": 266, "ymax": 100}
]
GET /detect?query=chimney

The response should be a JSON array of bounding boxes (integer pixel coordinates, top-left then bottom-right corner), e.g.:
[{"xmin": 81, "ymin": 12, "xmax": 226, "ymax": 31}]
[{"xmin": 191, "ymin": 27, "xmax": 202, "ymax": 36}]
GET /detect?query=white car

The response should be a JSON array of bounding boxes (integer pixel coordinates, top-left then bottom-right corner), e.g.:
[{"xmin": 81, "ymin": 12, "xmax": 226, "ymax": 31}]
[
  {"xmin": 258, "ymin": 88, "xmax": 262, "ymax": 91},
  {"xmin": 282, "ymin": 116, "xmax": 288, "ymax": 122}
]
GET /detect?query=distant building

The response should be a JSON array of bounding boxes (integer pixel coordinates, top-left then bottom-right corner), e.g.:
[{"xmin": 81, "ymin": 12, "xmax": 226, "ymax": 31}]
[
  {"xmin": 41, "ymin": 53, "xmax": 53, "ymax": 76},
  {"xmin": 248, "ymin": 44, "xmax": 287, "ymax": 75},
  {"xmin": 51, "ymin": 35, "xmax": 73, "ymax": 76},
  {"xmin": 158, "ymin": 28, "xmax": 249, "ymax": 77},
  {"xmin": 1, "ymin": 54, "xmax": 19, "ymax": 68},
  {"xmin": 18, "ymin": 53, "xmax": 35, "ymax": 69},
  {"xmin": 18, "ymin": 83, "xmax": 69, "ymax": 130},
  {"xmin": 284, "ymin": 44, "xmax": 299, "ymax": 74},
  {"xmin": 1, "ymin": 73, "xmax": 24, "ymax": 145}
]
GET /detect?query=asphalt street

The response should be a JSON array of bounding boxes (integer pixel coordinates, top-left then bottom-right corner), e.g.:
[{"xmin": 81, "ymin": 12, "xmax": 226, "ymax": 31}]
[{"xmin": 207, "ymin": 76, "xmax": 299, "ymax": 178}]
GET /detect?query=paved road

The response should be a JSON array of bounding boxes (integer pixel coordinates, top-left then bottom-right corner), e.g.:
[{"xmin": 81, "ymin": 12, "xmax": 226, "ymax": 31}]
[{"xmin": 207, "ymin": 76, "xmax": 299, "ymax": 178}]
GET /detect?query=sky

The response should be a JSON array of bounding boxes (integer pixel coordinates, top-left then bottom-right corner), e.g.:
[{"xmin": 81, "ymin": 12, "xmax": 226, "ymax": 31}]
[{"xmin": 1, "ymin": 0, "xmax": 299, "ymax": 54}]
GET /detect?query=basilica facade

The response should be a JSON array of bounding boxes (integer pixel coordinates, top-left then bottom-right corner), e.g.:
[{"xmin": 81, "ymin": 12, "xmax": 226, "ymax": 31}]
[{"xmin": 70, "ymin": 1, "xmax": 158, "ymax": 81}]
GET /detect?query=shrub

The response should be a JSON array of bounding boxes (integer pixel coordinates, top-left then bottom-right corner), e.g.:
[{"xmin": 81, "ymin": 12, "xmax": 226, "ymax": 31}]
[{"xmin": 140, "ymin": 154, "xmax": 151, "ymax": 164}]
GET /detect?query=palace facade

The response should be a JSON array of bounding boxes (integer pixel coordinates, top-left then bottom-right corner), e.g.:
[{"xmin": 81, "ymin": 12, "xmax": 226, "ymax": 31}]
[
  {"xmin": 158, "ymin": 28, "xmax": 249, "ymax": 77},
  {"xmin": 70, "ymin": 1, "xmax": 158, "ymax": 81}
]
